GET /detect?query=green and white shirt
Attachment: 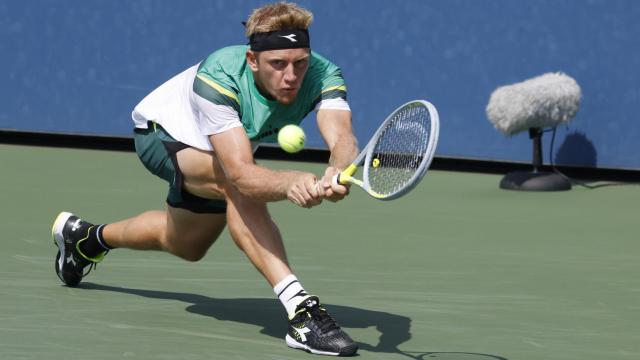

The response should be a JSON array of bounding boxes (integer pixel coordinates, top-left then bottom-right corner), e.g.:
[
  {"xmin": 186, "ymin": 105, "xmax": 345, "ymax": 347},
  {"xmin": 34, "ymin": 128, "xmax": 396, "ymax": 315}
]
[{"xmin": 132, "ymin": 45, "xmax": 349, "ymax": 151}]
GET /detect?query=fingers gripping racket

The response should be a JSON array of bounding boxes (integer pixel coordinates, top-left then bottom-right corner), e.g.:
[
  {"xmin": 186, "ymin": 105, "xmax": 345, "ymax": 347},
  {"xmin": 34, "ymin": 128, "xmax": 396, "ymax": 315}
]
[{"xmin": 336, "ymin": 100, "xmax": 439, "ymax": 200}]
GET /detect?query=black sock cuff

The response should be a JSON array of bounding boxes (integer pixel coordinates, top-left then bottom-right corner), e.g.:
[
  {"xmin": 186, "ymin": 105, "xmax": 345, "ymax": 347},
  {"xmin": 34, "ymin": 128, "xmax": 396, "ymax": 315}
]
[{"xmin": 95, "ymin": 224, "xmax": 114, "ymax": 250}]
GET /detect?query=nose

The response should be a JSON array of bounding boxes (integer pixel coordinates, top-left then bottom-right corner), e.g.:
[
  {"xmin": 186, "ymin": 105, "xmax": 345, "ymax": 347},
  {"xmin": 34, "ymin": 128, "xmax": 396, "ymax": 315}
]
[{"xmin": 283, "ymin": 63, "xmax": 297, "ymax": 84}]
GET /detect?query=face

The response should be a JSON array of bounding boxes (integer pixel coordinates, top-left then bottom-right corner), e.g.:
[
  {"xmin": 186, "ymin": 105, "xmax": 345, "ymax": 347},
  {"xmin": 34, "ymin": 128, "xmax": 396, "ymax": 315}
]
[{"xmin": 247, "ymin": 48, "xmax": 310, "ymax": 105}]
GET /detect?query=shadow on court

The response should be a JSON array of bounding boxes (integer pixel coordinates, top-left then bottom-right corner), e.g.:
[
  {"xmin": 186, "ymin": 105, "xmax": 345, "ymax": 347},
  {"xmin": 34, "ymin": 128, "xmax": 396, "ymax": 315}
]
[{"xmin": 80, "ymin": 283, "xmax": 508, "ymax": 360}]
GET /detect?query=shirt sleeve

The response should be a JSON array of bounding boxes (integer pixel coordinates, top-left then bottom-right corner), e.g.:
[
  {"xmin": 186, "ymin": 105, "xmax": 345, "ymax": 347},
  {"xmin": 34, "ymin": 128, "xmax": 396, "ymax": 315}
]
[
  {"xmin": 192, "ymin": 92, "xmax": 243, "ymax": 135},
  {"xmin": 192, "ymin": 72, "xmax": 243, "ymax": 135},
  {"xmin": 314, "ymin": 97, "xmax": 351, "ymax": 112},
  {"xmin": 306, "ymin": 52, "xmax": 350, "ymax": 114}
]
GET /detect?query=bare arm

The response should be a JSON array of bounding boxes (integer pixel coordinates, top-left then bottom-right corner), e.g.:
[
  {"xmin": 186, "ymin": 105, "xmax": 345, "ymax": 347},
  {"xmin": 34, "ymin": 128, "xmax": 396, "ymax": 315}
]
[
  {"xmin": 210, "ymin": 128, "xmax": 321, "ymax": 207},
  {"xmin": 317, "ymin": 109, "xmax": 359, "ymax": 169},
  {"xmin": 316, "ymin": 109, "xmax": 359, "ymax": 201}
]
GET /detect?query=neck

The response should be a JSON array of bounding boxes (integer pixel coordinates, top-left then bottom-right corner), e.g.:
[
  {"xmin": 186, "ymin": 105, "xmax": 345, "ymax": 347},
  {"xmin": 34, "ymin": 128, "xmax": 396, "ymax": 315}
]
[{"xmin": 252, "ymin": 76, "xmax": 275, "ymax": 101}]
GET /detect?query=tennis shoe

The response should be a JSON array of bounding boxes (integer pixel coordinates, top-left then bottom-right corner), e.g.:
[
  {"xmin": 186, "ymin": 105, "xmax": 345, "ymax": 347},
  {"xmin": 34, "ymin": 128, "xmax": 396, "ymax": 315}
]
[
  {"xmin": 52, "ymin": 212, "xmax": 107, "ymax": 287},
  {"xmin": 285, "ymin": 296, "xmax": 358, "ymax": 356}
]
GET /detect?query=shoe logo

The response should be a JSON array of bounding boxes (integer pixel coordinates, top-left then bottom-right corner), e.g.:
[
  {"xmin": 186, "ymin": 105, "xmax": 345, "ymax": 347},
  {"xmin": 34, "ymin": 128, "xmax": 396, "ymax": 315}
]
[
  {"xmin": 305, "ymin": 299, "xmax": 317, "ymax": 308},
  {"xmin": 71, "ymin": 219, "xmax": 82, "ymax": 232},
  {"xmin": 66, "ymin": 255, "xmax": 76, "ymax": 266},
  {"xmin": 293, "ymin": 326, "xmax": 311, "ymax": 342},
  {"xmin": 279, "ymin": 34, "xmax": 297, "ymax": 43}
]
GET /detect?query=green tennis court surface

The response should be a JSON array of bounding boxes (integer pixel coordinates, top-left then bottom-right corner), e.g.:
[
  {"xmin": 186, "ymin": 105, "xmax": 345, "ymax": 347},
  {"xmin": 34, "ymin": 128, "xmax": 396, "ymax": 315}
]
[{"xmin": 1, "ymin": 144, "xmax": 638, "ymax": 360}]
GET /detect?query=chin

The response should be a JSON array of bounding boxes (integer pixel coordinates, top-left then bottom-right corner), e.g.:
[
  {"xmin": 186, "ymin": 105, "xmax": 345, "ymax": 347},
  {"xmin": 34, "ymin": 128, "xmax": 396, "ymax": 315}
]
[{"xmin": 277, "ymin": 94, "xmax": 298, "ymax": 105}]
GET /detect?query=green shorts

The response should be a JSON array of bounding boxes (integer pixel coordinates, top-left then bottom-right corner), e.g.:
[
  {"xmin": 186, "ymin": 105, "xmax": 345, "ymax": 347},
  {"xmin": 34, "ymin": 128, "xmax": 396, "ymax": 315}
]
[{"xmin": 133, "ymin": 122, "xmax": 227, "ymax": 214}]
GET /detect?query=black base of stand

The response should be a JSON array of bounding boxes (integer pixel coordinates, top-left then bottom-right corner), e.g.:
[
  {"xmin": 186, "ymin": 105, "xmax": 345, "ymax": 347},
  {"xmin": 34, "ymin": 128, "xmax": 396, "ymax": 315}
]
[{"xmin": 500, "ymin": 171, "xmax": 572, "ymax": 191}]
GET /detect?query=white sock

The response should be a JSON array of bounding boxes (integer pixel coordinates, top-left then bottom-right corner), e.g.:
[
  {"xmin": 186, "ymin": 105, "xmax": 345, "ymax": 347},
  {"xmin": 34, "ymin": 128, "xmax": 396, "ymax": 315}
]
[{"xmin": 273, "ymin": 274, "xmax": 309, "ymax": 318}]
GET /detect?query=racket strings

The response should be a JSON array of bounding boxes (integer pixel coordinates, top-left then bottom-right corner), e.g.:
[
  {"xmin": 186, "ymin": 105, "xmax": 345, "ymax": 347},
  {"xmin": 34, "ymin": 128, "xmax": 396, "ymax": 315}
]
[{"xmin": 367, "ymin": 104, "xmax": 431, "ymax": 196}]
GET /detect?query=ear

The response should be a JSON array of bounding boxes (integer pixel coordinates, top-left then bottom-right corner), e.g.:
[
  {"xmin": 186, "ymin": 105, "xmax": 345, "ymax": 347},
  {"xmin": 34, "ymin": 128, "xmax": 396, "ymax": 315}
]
[{"xmin": 246, "ymin": 50, "xmax": 259, "ymax": 72}]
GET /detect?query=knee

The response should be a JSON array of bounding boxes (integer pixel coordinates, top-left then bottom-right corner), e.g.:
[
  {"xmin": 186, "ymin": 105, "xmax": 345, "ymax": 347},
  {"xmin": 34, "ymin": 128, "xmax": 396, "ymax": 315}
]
[
  {"xmin": 173, "ymin": 246, "xmax": 209, "ymax": 262},
  {"xmin": 161, "ymin": 235, "xmax": 212, "ymax": 262}
]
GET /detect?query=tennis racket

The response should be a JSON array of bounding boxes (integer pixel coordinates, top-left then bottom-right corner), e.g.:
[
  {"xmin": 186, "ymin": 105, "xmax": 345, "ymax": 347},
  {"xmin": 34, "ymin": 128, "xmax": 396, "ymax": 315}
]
[{"xmin": 335, "ymin": 99, "xmax": 439, "ymax": 200}]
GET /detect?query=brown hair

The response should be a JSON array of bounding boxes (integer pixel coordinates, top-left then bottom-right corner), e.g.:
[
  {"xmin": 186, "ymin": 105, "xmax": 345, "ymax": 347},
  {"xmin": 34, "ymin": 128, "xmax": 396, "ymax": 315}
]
[{"xmin": 245, "ymin": 2, "xmax": 313, "ymax": 37}]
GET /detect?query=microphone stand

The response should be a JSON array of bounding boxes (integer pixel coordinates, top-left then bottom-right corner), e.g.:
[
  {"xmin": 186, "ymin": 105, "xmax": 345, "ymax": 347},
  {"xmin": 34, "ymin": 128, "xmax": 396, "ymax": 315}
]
[{"xmin": 499, "ymin": 127, "xmax": 572, "ymax": 191}]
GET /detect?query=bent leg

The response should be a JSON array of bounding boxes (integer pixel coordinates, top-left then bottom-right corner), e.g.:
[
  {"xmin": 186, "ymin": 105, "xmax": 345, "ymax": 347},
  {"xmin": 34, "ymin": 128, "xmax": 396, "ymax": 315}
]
[
  {"xmin": 164, "ymin": 206, "xmax": 226, "ymax": 261},
  {"xmin": 101, "ymin": 126, "xmax": 228, "ymax": 261},
  {"xmin": 102, "ymin": 206, "xmax": 226, "ymax": 262},
  {"xmin": 166, "ymin": 141, "xmax": 293, "ymax": 284}
]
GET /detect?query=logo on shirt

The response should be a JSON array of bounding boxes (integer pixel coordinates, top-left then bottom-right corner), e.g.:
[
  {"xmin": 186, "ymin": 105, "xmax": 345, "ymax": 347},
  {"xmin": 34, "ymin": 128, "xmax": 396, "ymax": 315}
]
[{"xmin": 279, "ymin": 34, "xmax": 298, "ymax": 43}]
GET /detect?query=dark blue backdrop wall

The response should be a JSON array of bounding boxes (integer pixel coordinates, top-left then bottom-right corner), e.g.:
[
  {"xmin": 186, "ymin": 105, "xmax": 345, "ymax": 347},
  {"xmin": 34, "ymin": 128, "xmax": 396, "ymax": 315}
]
[{"xmin": 2, "ymin": 0, "xmax": 639, "ymax": 169}]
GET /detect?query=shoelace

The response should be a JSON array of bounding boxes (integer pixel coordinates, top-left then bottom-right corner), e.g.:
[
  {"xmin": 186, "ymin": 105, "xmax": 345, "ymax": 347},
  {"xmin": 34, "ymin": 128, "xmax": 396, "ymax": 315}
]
[
  {"xmin": 75, "ymin": 246, "xmax": 108, "ymax": 278},
  {"xmin": 79, "ymin": 250, "xmax": 108, "ymax": 277},
  {"xmin": 82, "ymin": 261, "xmax": 99, "ymax": 277},
  {"xmin": 307, "ymin": 305, "xmax": 340, "ymax": 334}
]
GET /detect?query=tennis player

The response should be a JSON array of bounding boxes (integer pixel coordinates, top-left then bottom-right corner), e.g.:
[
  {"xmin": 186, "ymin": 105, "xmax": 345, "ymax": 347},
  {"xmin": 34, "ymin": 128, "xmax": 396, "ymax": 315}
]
[{"xmin": 51, "ymin": 2, "xmax": 359, "ymax": 356}]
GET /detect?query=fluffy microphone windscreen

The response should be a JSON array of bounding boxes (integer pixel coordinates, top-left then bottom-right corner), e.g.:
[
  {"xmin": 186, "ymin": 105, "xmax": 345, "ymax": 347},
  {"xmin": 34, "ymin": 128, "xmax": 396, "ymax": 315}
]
[{"xmin": 486, "ymin": 72, "xmax": 581, "ymax": 136}]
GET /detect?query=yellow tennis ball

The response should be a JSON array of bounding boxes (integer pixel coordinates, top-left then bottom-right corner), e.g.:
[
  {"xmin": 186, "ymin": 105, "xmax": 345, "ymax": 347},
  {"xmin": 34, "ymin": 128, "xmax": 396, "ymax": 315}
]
[
  {"xmin": 372, "ymin": 158, "xmax": 380, "ymax": 168},
  {"xmin": 278, "ymin": 125, "xmax": 306, "ymax": 153}
]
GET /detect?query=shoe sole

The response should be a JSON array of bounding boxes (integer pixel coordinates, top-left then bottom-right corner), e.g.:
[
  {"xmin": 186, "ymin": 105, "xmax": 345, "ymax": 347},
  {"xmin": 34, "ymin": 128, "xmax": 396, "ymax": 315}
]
[
  {"xmin": 285, "ymin": 334, "xmax": 357, "ymax": 357},
  {"xmin": 51, "ymin": 211, "xmax": 73, "ymax": 279}
]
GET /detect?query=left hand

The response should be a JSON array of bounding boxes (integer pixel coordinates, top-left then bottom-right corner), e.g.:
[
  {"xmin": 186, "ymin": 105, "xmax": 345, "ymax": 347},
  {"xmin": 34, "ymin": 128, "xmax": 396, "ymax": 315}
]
[{"xmin": 316, "ymin": 166, "xmax": 350, "ymax": 202}]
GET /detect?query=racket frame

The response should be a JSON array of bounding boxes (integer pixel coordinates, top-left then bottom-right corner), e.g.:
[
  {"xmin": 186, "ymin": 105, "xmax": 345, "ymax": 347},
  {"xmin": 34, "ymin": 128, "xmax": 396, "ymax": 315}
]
[{"xmin": 336, "ymin": 99, "xmax": 440, "ymax": 200}]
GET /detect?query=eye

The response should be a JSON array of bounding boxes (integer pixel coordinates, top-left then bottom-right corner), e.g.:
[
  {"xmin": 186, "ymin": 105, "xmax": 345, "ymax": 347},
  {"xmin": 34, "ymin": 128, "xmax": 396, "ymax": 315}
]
[
  {"xmin": 269, "ymin": 60, "xmax": 286, "ymax": 69},
  {"xmin": 294, "ymin": 59, "xmax": 308, "ymax": 68}
]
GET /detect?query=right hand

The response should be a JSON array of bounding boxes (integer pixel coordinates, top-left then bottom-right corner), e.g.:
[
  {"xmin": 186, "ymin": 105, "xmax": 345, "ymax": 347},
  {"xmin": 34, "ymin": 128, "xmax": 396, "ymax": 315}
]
[
  {"xmin": 316, "ymin": 166, "xmax": 350, "ymax": 203},
  {"xmin": 287, "ymin": 172, "xmax": 323, "ymax": 208}
]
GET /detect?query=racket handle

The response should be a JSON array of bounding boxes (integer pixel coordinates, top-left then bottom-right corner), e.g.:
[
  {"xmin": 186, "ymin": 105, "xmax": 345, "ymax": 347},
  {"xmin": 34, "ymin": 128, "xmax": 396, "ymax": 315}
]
[
  {"xmin": 314, "ymin": 175, "xmax": 341, "ymax": 196},
  {"xmin": 333, "ymin": 173, "xmax": 341, "ymax": 186}
]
